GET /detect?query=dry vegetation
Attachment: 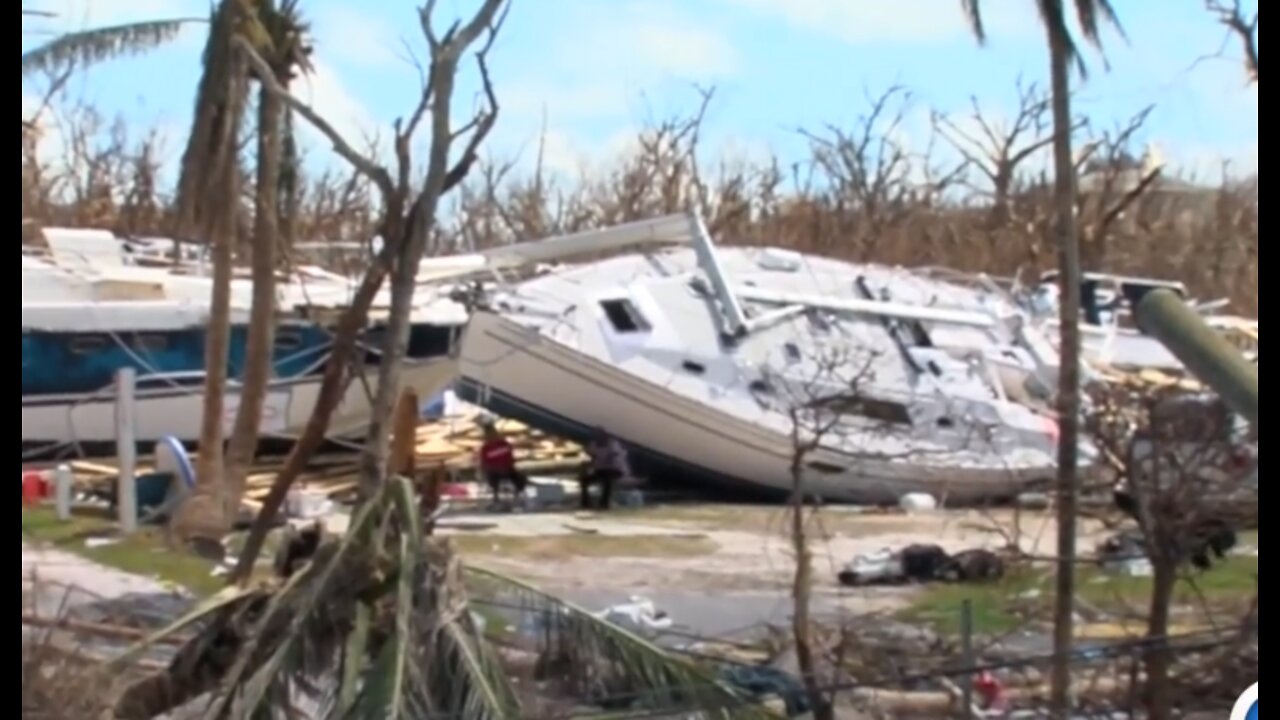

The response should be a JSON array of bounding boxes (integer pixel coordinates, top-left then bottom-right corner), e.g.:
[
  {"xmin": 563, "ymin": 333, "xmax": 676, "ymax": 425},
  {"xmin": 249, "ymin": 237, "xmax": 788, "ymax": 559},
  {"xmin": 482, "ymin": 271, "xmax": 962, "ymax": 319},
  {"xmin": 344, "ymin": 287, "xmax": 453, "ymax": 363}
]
[{"xmin": 21, "ymin": 79, "xmax": 1259, "ymax": 314}]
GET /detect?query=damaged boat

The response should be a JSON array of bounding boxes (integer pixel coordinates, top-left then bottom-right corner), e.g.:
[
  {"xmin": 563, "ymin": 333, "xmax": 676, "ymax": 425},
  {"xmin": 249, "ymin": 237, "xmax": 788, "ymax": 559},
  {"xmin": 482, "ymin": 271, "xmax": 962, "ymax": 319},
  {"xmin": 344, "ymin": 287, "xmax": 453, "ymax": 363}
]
[
  {"xmin": 455, "ymin": 213, "xmax": 1069, "ymax": 504},
  {"xmin": 21, "ymin": 227, "xmax": 462, "ymax": 454}
]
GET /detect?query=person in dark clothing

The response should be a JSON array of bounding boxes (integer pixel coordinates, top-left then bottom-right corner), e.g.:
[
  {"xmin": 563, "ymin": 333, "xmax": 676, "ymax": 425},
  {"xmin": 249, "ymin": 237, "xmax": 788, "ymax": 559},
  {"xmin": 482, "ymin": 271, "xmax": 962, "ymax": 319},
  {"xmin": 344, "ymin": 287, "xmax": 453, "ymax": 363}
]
[
  {"xmin": 477, "ymin": 422, "xmax": 528, "ymax": 507},
  {"xmin": 579, "ymin": 426, "xmax": 629, "ymax": 510}
]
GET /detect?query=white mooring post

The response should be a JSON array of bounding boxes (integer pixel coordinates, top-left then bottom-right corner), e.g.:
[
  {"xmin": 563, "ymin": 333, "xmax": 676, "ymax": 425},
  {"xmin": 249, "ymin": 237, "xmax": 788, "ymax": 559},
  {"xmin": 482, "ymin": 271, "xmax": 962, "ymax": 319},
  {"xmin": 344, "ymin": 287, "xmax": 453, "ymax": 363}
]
[
  {"xmin": 54, "ymin": 463, "xmax": 73, "ymax": 521},
  {"xmin": 115, "ymin": 367, "xmax": 138, "ymax": 533}
]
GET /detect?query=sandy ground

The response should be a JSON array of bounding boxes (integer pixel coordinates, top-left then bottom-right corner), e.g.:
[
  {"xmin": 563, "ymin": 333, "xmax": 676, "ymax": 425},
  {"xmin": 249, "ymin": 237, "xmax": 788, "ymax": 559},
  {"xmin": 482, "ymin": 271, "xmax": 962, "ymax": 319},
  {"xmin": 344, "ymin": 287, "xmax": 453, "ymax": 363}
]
[
  {"xmin": 437, "ymin": 504, "xmax": 1104, "ymax": 589},
  {"xmin": 22, "ymin": 544, "xmax": 184, "ymax": 600},
  {"xmin": 20, "ymin": 505, "xmax": 1111, "ymax": 636}
]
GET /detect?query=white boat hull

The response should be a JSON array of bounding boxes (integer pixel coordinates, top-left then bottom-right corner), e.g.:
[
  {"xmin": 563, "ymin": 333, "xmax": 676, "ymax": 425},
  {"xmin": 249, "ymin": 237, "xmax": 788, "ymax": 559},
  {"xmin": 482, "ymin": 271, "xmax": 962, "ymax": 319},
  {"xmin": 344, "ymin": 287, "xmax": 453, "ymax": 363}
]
[
  {"xmin": 457, "ymin": 313, "xmax": 1051, "ymax": 505},
  {"xmin": 22, "ymin": 358, "xmax": 458, "ymax": 450}
]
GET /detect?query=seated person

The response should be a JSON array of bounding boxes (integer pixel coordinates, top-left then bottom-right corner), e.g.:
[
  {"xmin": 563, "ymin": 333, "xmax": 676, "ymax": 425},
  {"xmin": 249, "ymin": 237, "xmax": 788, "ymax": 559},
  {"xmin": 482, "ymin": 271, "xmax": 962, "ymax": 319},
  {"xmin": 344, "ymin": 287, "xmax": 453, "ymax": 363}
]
[
  {"xmin": 579, "ymin": 427, "xmax": 630, "ymax": 510},
  {"xmin": 477, "ymin": 422, "xmax": 528, "ymax": 507}
]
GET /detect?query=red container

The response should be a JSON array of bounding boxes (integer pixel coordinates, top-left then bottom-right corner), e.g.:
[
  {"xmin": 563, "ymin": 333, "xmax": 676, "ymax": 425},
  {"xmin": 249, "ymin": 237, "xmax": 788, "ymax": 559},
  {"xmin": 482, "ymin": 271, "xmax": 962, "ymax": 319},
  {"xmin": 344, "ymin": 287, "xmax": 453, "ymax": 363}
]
[{"xmin": 22, "ymin": 471, "xmax": 49, "ymax": 506}]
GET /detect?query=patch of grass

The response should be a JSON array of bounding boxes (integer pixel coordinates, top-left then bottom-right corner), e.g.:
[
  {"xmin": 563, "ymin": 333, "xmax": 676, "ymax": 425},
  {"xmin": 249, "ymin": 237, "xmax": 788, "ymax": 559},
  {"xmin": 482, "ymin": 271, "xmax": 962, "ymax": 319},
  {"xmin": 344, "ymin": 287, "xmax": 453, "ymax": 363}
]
[
  {"xmin": 901, "ymin": 553, "xmax": 1260, "ymax": 636},
  {"xmin": 449, "ymin": 533, "xmax": 718, "ymax": 560},
  {"xmin": 614, "ymin": 503, "xmax": 941, "ymax": 536},
  {"xmin": 22, "ymin": 507, "xmax": 223, "ymax": 597}
]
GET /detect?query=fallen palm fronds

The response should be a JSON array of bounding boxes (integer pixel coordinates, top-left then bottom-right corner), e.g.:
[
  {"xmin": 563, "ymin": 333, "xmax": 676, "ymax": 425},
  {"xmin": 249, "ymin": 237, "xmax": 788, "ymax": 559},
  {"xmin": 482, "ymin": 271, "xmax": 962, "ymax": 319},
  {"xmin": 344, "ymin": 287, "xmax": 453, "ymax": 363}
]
[{"xmin": 93, "ymin": 475, "xmax": 776, "ymax": 720}]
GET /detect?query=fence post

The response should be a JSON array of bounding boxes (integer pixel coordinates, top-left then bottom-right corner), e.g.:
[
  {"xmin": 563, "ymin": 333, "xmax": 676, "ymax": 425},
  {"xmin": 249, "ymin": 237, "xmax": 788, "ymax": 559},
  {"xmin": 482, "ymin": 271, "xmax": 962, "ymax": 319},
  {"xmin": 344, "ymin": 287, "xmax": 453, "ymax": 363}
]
[
  {"xmin": 961, "ymin": 598, "xmax": 975, "ymax": 719},
  {"xmin": 115, "ymin": 367, "xmax": 138, "ymax": 533},
  {"xmin": 54, "ymin": 463, "xmax": 73, "ymax": 521}
]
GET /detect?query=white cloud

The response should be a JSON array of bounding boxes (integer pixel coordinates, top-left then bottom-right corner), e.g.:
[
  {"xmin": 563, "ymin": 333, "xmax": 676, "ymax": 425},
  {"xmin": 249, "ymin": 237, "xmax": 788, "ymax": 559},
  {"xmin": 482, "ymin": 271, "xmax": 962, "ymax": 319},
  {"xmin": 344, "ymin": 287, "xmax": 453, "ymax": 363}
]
[
  {"xmin": 310, "ymin": 3, "xmax": 404, "ymax": 70},
  {"xmin": 289, "ymin": 59, "xmax": 383, "ymax": 161},
  {"xmin": 717, "ymin": 0, "xmax": 1039, "ymax": 44},
  {"xmin": 501, "ymin": 1, "xmax": 739, "ymax": 123}
]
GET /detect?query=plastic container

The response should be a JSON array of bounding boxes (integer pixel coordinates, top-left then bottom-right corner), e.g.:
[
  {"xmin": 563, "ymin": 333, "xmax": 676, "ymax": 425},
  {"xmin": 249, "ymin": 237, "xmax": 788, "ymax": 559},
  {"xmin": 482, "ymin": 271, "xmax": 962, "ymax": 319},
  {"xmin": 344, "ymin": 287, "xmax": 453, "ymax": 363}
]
[
  {"xmin": 135, "ymin": 471, "xmax": 176, "ymax": 511},
  {"xmin": 22, "ymin": 470, "xmax": 50, "ymax": 506}
]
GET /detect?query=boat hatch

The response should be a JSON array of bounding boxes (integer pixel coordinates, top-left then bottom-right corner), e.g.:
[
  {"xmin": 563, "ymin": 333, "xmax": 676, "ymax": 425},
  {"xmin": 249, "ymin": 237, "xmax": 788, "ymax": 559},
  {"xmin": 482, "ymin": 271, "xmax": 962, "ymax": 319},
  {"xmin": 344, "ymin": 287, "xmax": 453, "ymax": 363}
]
[
  {"xmin": 599, "ymin": 298, "xmax": 650, "ymax": 333},
  {"xmin": 757, "ymin": 248, "xmax": 802, "ymax": 273},
  {"xmin": 806, "ymin": 396, "xmax": 913, "ymax": 426}
]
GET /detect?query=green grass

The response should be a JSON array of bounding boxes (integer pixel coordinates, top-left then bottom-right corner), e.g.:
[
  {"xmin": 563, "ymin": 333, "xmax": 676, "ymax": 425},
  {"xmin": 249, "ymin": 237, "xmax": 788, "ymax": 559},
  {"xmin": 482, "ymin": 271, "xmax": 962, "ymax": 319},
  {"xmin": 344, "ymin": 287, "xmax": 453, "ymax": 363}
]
[
  {"xmin": 22, "ymin": 506, "xmax": 224, "ymax": 596},
  {"xmin": 900, "ymin": 553, "xmax": 1259, "ymax": 636},
  {"xmin": 450, "ymin": 532, "xmax": 719, "ymax": 560},
  {"xmin": 611, "ymin": 503, "xmax": 943, "ymax": 536}
]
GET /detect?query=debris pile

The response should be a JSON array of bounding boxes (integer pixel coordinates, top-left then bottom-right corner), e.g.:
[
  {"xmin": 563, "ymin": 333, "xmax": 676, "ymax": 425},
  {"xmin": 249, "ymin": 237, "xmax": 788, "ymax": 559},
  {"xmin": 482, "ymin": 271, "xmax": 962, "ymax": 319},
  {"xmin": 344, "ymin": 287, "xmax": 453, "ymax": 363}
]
[
  {"xmin": 837, "ymin": 544, "xmax": 1007, "ymax": 587},
  {"xmin": 50, "ymin": 408, "xmax": 585, "ymax": 513}
]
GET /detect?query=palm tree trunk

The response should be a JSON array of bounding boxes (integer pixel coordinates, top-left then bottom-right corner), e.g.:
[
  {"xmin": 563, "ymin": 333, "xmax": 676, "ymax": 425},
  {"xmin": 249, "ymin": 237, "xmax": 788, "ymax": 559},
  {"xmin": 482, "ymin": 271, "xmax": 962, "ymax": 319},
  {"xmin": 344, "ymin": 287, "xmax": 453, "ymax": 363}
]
[
  {"xmin": 1046, "ymin": 10, "xmax": 1084, "ymax": 719},
  {"xmin": 1143, "ymin": 555, "xmax": 1177, "ymax": 720},
  {"xmin": 223, "ymin": 79, "xmax": 283, "ymax": 522},
  {"xmin": 185, "ymin": 194, "xmax": 236, "ymax": 533}
]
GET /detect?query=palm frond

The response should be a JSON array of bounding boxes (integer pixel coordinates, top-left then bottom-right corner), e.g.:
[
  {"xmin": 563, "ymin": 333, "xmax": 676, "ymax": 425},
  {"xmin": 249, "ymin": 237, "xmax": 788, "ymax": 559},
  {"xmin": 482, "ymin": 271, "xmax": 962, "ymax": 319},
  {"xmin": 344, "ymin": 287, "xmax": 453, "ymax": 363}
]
[
  {"xmin": 21, "ymin": 19, "xmax": 201, "ymax": 76},
  {"xmin": 962, "ymin": 0, "xmax": 1124, "ymax": 78},
  {"xmin": 419, "ymin": 548, "xmax": 523, "ymax": 720},
  {"xmin": 465, "ymin": 566, "xmax": 780, "ymax": 718},
  {"xmin": 1073, "ymin": 0, "xmax": 1125, "ymax": 46},
  {"xmin": 202, "ymin": 488, "xmax": 391, "ymax": 719},
  {"xmin": 116, "ymin": 477, "xmax": 754, "ymax": 720},
  {"xmin": 104, "ymin": 584, "xmax": 258, "ymax": 672},
  {"xmin": 356, "ymin": 533, "xmax": 418, "ymax": 719},
  {"xmin": 334, "ymin": 602, "xmax": 371, "ymax": 717},
  {"xmin": 960, "ymin": 0, "xmax": 985, "ymax": 44},
  {"xmin": 174, "ymin": 0, "xmax": 255, "ymax": 235}
]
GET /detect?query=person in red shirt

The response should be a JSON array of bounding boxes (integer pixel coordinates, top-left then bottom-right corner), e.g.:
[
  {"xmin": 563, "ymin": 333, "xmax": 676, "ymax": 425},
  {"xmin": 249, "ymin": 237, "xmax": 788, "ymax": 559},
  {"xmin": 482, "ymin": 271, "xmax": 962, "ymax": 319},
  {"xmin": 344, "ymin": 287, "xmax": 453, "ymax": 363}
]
[{"xmin": 477, "ymin": 421, "xmax": 528, "ymax": 507}]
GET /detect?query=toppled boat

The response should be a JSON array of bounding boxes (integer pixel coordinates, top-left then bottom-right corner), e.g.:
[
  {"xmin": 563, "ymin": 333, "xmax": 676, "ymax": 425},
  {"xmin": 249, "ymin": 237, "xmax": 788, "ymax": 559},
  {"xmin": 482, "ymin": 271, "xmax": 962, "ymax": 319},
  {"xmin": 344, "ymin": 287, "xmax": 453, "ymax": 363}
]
[
  {"xmin": 1022, "ymin": 269, "xmax": 1258, "ymax": 374},
  {"xmin": 21, "ymin": 228, "xmax": 461, "ymax": 453},
  {"xmin": 456, "ymin": 213, "xmax": 1067, "ymax": 504}
]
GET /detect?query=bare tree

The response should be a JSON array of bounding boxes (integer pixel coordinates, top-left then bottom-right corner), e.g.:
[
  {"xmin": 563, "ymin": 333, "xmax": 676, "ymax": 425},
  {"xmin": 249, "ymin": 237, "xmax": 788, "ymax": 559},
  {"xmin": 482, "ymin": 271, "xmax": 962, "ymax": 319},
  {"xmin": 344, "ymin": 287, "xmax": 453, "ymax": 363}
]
[
  {"xmin": 1074, "ymin": 107, "xmax": 1163, "ymax": 270},
  {"xmin": 775, "ymin": 347, "xmax": 885, "ymax": 720},
  {"xmin": 769, "ymin": 339, "xmax": 995, "ymax": 719},
  {"xmin": 230, "ymin": 0, "xmax": 508, "ymax": 581},
  {"xmin": 1207, "ymin": 0, "xmax": 1259, "ymax": 83},
  {"xmin": 798, "ymin": 86, "xmax": 917, "ymax": 256},
  {"xmin": 932, "ymin": 79, "xmax": 1059, "ymax": 224},
  {"xmin": 1087, "ymin": 381, "xmax": 1257, "ymax": 719}
]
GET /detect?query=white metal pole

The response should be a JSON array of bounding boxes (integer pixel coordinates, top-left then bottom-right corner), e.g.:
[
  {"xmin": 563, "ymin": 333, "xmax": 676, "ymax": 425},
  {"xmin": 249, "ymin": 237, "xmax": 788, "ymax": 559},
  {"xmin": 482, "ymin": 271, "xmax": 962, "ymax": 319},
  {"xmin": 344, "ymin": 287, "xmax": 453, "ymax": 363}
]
[
  {"xmin": 115, "ymin": 367, "xmax": 138, "ymax": 533},
  {"xmin": 54, "ymin": 463, "xmax": 73, "ymax": 521}
]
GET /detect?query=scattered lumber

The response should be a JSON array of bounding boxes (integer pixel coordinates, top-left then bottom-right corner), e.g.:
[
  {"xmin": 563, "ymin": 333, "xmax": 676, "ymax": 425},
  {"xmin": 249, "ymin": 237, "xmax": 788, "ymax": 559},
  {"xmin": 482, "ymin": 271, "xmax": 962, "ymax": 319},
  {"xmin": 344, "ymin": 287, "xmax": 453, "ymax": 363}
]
[
  {"xmin": 413, "ymin": 408, "xmax": 585, "ymax": 472},
  {"xmin": 54, "ymin": 410, "xmax": 582, "ymax": 506}
]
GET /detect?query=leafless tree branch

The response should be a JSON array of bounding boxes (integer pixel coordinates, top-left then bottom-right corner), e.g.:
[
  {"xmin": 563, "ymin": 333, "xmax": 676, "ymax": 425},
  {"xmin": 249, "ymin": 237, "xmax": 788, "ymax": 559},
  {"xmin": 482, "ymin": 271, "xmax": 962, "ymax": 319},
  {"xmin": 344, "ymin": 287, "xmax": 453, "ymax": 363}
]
[
  {"xmin": 1207, "ymin": 0, "xmax": 1259, "ymax": 83},
  {"xmin": 233, "ymin": 35, "xmax": 395, "ymax": 200}
]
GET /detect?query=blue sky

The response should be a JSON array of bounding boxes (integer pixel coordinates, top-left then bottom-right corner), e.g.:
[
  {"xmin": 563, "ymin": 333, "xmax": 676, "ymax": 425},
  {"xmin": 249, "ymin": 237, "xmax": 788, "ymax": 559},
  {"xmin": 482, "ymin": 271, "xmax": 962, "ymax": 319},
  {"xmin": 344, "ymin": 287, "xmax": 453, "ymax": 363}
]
[{"xmin": 22, "ymin": 0, "xmax": 1259, "ymax": 183}]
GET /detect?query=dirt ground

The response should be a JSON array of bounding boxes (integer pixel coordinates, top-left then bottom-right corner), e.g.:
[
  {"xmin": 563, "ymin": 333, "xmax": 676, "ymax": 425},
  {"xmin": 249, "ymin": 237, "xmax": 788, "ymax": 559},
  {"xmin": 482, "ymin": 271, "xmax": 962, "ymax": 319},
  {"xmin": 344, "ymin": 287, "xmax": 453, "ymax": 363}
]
[{"xmin": 435, "ymin": 504, "xmax": 1110, "ymax": 598}]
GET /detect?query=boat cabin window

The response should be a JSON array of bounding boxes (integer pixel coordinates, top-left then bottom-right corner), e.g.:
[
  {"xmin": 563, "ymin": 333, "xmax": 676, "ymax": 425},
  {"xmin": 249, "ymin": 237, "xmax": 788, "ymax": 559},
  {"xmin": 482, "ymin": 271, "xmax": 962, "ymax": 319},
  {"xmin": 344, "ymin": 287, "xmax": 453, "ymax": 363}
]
[
  {"xmin": 69, "ymin": 334, "xmax": 109, "ymax": 355},
  {"xmin": 806, "ymin": 460, "xmax": 845, "ymax": 475},
  {"xmin": 274, "ymin": 330, "xmax": 304, "ymax": 351},
  {"xmin": 807, "ymin": 311, "xmax": 832, "ymax": 333},
  {"xmin": 600, "ymin": 299, "xmax": 649, "ymax": 333},
  {"xmin": 784, "ymin": 343, "xmax": 802, "ymax": 363},
  {"xmin": 681, "ymin": 360, "xmax": 706, "ymax": 375},
  {"xmin": 807, "ymin": 395, "xmax": 913, "ymax": 426},
  {"xmin": 131, "ymin": 334, "xmax": 167, "ymax": 352}
]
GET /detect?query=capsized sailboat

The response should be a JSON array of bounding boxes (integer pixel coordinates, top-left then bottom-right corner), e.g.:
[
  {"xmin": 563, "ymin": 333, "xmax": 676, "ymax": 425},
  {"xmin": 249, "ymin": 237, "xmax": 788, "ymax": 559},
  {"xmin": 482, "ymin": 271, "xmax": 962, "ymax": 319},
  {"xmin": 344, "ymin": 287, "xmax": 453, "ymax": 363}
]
[{"xmin": 453, "ymin": 213, "xmax": 1072, "ymax": 504}]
